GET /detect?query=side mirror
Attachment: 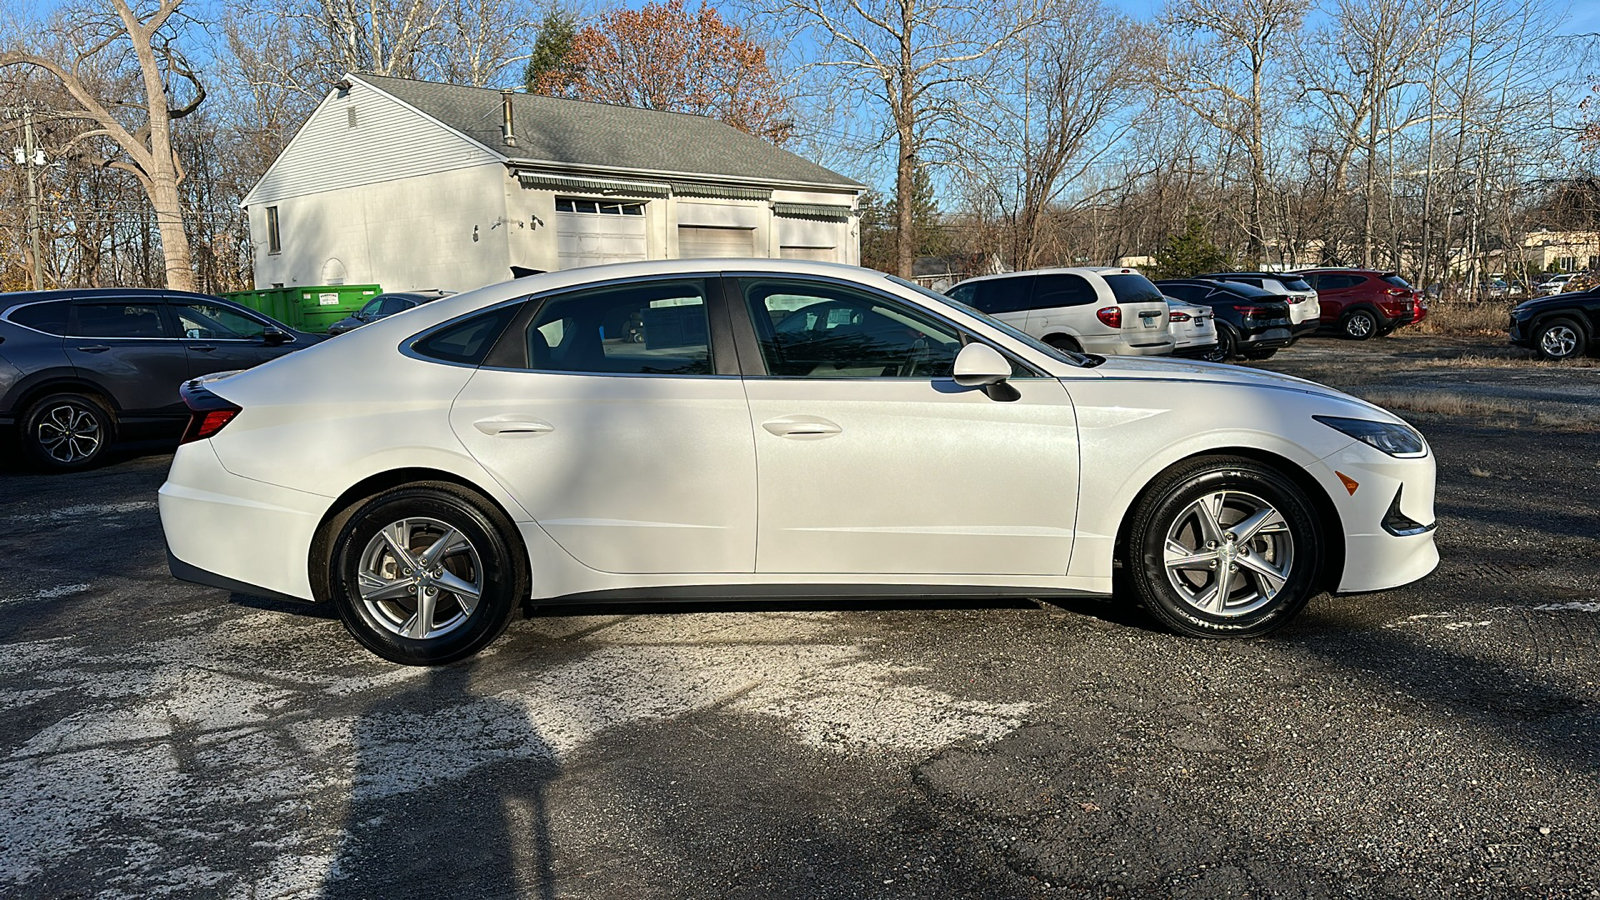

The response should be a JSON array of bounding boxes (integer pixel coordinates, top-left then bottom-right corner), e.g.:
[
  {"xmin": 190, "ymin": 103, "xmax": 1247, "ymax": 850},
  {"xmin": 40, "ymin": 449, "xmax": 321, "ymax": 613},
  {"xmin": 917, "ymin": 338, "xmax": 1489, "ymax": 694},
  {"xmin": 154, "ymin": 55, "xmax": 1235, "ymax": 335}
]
[
  {"xmin": 953, "ymin": 342, "xmax": 1011, "ymax": 387},
  {"xmin": 261, "ymin": 326, "xmax": 290, "ymax": 346}
]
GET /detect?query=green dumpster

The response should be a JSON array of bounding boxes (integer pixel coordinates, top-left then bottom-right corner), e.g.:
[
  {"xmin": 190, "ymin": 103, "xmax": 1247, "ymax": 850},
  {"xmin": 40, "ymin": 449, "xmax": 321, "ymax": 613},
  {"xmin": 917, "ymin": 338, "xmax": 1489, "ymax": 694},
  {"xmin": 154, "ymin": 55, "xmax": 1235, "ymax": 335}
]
[{"xmin": 223, "ymin": 284, "xmax": 382, "ymax": 334}]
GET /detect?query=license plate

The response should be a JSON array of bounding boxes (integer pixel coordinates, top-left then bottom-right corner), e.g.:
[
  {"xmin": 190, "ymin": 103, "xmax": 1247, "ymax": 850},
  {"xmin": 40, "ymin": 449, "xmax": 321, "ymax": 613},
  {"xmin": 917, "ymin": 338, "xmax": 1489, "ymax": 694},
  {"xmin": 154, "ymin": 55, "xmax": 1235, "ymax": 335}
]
[{"xmin": 1140, "ymin": 313, "xmax": 1159, "ymax": 328}]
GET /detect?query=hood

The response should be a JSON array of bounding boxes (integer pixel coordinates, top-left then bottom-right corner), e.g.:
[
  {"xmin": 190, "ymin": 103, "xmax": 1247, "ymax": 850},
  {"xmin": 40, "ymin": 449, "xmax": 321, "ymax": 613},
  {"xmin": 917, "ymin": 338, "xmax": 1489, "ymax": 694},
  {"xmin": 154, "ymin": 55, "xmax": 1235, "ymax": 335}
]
[
  {"xmin": 1086, "ymin": 355, "xmax": 1333, "ymax": 392},
  {"xmin": 1514, "ymin": 292, "xmax": 1589, "ymax": 313}
]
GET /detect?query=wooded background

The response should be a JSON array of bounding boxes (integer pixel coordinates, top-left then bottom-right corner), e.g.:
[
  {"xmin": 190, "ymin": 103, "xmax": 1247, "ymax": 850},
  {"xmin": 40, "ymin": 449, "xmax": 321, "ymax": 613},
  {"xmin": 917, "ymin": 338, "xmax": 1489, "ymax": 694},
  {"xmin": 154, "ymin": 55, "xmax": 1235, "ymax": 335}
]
[{"xmin": 2, "ymin": 0, "xmax": 1597, "ymax": 296}]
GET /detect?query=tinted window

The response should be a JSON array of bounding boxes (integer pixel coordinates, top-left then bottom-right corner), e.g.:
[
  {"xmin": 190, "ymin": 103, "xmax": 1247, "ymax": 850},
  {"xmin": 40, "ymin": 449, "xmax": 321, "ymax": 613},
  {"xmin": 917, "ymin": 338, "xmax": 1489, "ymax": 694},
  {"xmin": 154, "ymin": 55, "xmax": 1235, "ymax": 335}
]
[
  {"xmin": 175, "ymin": 303, "xmax": 267, "ymax": 340},
  {"xmin": 414, "ymin": 305, "xmax": 520, "ymax": 365},
  {"xmin": 744, "ymin": 278, "xmax": 962, "ymax": 378},
  {"xmin": 521, "ymin": 280, "xmax": 712, "ymax": 375},
  {"xmin": 357, "ymin": 297, "xmax": 385, "ymax": 318},
  {"xmin": 1104, "ymin": 274, "xmax": 1164, "ymax": 304},
  {"xmin": 1034, "ymin": 274, "xmax": 1098, "ymax": 308},
  {"xmin": 1319, "ymin": 274, "xmax": 1362, "ymax": 290},
  {"xmin": 8, "ymin": 300, "xmax": 70, "ymax": 334},
  {"xmin": 953, "ymin": 276, "xmax": 1036, "ymax": 314},
  {"xmin": 1156, "ymin": 283, "xmax": 1201, "ymax": 302},
  {"xmin": 1275, "ymin": 277, "xmax": 1313, "ymax": 291},
  {"xmin": 1381, "ymin": 274, "xmax": 1413, "ymax": 289},
  {"xmin": 379, "ymin": 296, "xmax": 415, "ymax": 316},
  {"xmin": 73, "ymin": 303, "xmax": 169, "ymax": 338}
]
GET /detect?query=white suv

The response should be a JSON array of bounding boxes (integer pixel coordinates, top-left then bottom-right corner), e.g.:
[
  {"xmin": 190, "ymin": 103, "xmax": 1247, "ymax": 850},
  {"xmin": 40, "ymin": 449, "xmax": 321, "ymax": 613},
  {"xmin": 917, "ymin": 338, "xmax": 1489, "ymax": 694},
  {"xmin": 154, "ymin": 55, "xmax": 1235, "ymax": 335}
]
[{"xmin": 948, "ymin": 268, "xmax": 1174, "ymax": 356}]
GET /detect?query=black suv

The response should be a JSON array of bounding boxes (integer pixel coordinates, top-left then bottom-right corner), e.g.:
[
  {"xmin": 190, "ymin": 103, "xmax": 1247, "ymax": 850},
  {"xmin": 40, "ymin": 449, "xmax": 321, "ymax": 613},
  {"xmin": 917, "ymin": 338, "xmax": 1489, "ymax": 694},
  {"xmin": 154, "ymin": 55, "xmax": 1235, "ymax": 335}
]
[
  {"xmin": 327, "ymin": 290, "xmax": 453, "ymax": 336},
  {"xmin": 1508, "ymin": 286, "xmax": 1599, "ymax": 360},
  {"xmin": 1155, "ymin": 280, "xmax": 1295, "ymax": 361},
  {"xmin": 0, "ymin": 288, "xmax": 321, "ymax": 469}
]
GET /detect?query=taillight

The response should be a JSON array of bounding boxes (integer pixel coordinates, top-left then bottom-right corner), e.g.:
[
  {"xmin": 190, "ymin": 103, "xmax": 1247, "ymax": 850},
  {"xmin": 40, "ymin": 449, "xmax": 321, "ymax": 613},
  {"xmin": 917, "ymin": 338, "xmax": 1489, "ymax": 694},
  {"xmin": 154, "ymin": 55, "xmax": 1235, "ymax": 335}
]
[
  {"xmin": 1382, "ymin": 287, "xmax": 1408, "ymax": 296},
  {"xmin": 1170, "ymin": 311, "xmax": 1191, "ymax": 322},
  {"xmin": 1232, "ymin": 305, "xmax": 1263, "ymax": 317},
  {"xmin": 1096, "ymin": 306, "xmax": 1122, "ymax": 328},
  {"xmin": 179, "ymin": 380, "xmax": 242, "ymax": 444}
]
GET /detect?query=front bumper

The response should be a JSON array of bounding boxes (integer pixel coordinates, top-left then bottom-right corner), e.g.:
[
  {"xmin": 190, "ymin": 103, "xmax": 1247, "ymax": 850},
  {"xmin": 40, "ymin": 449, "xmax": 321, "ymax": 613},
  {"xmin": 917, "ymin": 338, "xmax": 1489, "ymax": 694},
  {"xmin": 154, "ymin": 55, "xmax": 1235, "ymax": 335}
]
[
  {"xmin": 1305, "ymin": 442, "xmax": 1439, "ymax": 593},
  {"xmin": 159, "ymin": 440, "xmax": 331, "ymax": 601}
]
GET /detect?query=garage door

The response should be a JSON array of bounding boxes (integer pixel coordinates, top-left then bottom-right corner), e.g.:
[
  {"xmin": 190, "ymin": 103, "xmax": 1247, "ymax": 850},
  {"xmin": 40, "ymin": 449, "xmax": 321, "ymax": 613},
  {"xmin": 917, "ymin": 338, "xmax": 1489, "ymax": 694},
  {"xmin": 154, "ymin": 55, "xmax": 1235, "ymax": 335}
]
[
  {"xmin": 557, "ymin": 199, "xmax": 648, "ymax": 270},
  {"xmin": 679, "ymin": 225, "xmax": 755, "ymax": 258},
  {"xmin": 780, "ymin": 246, "xmax": 837, "ymax": 262}
]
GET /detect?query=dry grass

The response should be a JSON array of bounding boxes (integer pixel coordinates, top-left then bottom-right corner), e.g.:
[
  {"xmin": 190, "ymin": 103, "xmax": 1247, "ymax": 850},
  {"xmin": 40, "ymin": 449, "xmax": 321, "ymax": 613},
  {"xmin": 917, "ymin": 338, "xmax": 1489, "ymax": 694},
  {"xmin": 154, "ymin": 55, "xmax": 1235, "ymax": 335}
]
[
  {"xmin": 1407, "ymin": 352, "xmax": 1600, "ymax": 370},
  {"xmin": 1412, "ymin": 299, "xmax": 1517, "ymax": 336},
  {"xmin": 1354, "ymin": 388, "xmax": 1600, "ymax": 433}
]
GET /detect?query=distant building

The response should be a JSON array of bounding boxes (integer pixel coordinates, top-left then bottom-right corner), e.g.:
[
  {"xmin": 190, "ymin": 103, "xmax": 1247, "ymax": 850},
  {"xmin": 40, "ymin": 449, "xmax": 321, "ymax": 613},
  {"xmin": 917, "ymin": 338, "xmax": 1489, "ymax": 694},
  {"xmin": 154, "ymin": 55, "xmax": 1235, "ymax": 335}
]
[{"xmin": 243, "ymin": 75, "xmax": 864, "ymax": 292}]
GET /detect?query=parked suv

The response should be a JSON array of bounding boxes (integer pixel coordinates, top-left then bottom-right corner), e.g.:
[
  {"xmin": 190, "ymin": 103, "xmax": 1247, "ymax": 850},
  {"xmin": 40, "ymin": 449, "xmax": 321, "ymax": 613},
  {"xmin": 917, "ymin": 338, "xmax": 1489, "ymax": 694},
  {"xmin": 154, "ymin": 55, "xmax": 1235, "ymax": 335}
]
[
  {"xmin": 1198, "ymin": 272, "xmax": 1320, "ymax": 339},
  {"xmin": 327, "ymin": 290, "xmax": 453, "ymax": 336},
  {"xmin": 947, "ymin": 268, "xmax": 1173, "ymax": 356},
  {"xmin": 1293, "ymin": 269, "xmax": 1425, "ymax": 339},
  {"xmin": 0, "ymin": 288, "xmax": 321, "ymax": 470},
  {"xmin": 1154, "ymin": 280, "xmax": 1295, "ymax": 361},
  {"xmin": 1508, "ymin": 285, "xmax": 1599, "ymax": 360},
  {"xmin": 1536, "ymin": 273, "xmax": 1578, "ymax": 296}
]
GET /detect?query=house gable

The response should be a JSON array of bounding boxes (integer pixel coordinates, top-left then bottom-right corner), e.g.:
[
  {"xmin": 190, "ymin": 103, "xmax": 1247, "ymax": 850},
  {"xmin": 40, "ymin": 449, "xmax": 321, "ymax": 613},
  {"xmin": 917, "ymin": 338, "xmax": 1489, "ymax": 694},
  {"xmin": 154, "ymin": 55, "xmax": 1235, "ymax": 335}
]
[{"xmin": 243, "ymin": 78, "xmax": 502, "ymax": 208}]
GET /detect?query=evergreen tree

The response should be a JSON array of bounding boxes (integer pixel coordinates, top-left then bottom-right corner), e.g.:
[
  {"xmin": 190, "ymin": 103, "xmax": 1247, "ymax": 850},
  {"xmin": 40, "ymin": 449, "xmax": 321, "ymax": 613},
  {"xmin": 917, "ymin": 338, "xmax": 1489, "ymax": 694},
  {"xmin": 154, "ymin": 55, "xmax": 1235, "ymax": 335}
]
[{"xmin": 1152, "ymin": 214, "xmax": 1233, "ymax": 278}]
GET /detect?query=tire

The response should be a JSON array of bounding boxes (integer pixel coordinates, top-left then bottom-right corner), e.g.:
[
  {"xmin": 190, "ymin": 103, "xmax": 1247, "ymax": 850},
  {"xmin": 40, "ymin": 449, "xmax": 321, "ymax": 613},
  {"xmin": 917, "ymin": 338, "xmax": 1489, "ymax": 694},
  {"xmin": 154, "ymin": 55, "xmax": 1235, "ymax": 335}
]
[
  {"xmin": 1198, "ymin": 325, "xmax": 1237, "ymax": 362},
  {"xmin": 1342, "ymin": 308, "xmax": 1379, "ymax": 340},
  {"xmin": 1122, "ymin": 456, "xmax": 1323, "ymax": 638},
  {"xmin": 1045, "ymin": 335, "xmax": 1082, "ymax": 354},
  {"xmin": 1242, "ymin": 347, "xmax": 1278, "ymax": 360},
  {"xmin": 327, "ymin": 483, "xmax": 526, "ymax": 665},
  {"xmin": 21, "ymin": 392, "xmax": 115, "ymax": 471},
  {"xmin": 1534, "ymin": 318, "xmax": 1586, "ymax": 361}
]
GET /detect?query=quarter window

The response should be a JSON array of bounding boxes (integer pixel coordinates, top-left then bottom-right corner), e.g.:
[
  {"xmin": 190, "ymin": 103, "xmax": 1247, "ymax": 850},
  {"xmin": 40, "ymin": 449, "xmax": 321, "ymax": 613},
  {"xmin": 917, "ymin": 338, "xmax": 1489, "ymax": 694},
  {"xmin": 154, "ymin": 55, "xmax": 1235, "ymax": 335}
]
[
  {"xmin": 7, "ymin": 300, "xmax": 70, "ymax": 334},
  {"xmin": 413, "ymin": 305, "xmax": 521, "ymax": 365},
  {"xmin": 175, "ymin": 303, "xmax": 268, "ymax": 340},
  {"xmin": 742, "ymin": 278, "xmax": 963, "ymax": 378},
  {"xmin": 520, "ymin": 280, "xmax": 712, "ymax": 375},
  {"xmin": 72, "ymin": 303, "xmax": 170, "ymax": 338}
]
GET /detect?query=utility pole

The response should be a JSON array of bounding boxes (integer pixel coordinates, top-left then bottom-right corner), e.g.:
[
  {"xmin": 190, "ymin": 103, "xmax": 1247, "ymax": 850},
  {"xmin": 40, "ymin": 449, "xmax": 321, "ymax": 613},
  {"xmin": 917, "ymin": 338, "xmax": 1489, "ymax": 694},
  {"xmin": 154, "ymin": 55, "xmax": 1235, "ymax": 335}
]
[{"xmin": 5, "ymin": 101, "xmax": 47, "ymax": 289}]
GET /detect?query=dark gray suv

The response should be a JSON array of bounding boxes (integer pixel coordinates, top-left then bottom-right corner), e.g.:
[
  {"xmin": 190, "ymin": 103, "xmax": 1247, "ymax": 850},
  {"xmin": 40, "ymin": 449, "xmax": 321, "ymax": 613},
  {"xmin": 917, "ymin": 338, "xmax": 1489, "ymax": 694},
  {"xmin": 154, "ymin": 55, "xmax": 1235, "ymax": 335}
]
[{"xmin": 0, "ymin": 288, "xmax": 321, "ymax": 470}]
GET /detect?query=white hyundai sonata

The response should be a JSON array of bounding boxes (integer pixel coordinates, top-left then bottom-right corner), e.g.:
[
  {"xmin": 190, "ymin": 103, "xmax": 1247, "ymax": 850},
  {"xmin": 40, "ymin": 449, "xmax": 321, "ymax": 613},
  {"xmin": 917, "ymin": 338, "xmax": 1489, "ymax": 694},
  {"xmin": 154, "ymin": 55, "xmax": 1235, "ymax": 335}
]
[{"xmin": 159, "ymin": 260, "xmax": 1438, "ymax": 665}]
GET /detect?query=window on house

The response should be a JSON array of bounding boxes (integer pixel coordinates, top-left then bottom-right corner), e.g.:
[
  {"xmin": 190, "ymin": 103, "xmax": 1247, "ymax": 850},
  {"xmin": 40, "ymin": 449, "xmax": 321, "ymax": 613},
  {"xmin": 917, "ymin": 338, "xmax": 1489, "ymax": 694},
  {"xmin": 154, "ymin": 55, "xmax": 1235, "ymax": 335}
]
[
  {"xmin": 266, "ymin": 206, "xmax": 281, "ymax": 254},
  {"xmin": 555, "ymin": 198, "xmax": 645, "ymax": 216}
]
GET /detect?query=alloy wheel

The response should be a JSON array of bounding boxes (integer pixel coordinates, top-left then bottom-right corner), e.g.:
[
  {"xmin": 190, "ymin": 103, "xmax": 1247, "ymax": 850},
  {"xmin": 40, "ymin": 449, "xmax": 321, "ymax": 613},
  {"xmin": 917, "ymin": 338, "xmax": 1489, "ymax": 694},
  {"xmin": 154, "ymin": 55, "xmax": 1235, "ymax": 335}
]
[
  {"xmin": 1539, "ymin": 324, "xmax": 1578, "ymax": 359},
  {"xmin": 36, "ymin": 403, "xmax": 104, "ymax": 465},
  {"xmin": 356, "ymin": 517, "xmax": 484, "ymax": 640},
  {"xmin": 1345, "ymin": 311, "xmax": 1376, "ymax": 339},
  {"xmin": 1161, "ymin": 489, "xmax": 1294, "ymax": 618}
]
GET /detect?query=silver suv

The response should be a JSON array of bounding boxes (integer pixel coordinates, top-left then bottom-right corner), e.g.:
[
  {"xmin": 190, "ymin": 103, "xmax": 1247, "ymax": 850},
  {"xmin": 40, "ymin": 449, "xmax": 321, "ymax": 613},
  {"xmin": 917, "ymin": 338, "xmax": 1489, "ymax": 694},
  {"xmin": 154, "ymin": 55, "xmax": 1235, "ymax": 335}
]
[{"xmin": 948, "ymin": 268, "xmax": 1173, "ymax": 356}]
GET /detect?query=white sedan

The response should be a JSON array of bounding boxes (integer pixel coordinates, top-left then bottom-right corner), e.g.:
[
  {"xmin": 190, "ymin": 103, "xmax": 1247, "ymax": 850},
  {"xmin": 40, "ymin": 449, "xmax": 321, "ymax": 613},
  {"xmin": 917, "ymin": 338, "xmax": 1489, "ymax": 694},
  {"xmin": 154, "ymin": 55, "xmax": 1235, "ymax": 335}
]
[{"xmin": 159, "ymin": 261, "xmax": 1438, "ymax": 665}]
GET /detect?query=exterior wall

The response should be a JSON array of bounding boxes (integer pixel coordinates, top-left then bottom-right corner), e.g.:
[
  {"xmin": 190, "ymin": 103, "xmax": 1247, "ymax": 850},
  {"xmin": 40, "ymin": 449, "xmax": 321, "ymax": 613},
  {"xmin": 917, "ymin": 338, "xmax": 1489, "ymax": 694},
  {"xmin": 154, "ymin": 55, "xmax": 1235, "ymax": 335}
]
[
  {"xmin": 250, "ymin": 164, "xmax": 512, "ymax": 292},
  {"xmin": 244, "ymin": 78, "xmax": 499, "ymax": 207}
]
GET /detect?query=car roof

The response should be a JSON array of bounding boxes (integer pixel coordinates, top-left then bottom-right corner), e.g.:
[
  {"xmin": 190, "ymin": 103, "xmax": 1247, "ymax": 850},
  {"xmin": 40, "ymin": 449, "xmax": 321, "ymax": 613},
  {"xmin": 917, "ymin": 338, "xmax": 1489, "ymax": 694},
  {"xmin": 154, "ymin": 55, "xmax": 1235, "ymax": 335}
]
[
  {"xmin": 1200, "ymin": 272, "xmax": 1310, "ymax": 282},
  {"xmin": 954, "ymin": 266, "xmax": 1148, "ymax": 286},
  {"xmin": 1155, "ymin": 279, "xmax": 1280, "ymax": 298},
  {"xmin": 0, "ymin": 287, "xmax": 230, "ymax": 303}
]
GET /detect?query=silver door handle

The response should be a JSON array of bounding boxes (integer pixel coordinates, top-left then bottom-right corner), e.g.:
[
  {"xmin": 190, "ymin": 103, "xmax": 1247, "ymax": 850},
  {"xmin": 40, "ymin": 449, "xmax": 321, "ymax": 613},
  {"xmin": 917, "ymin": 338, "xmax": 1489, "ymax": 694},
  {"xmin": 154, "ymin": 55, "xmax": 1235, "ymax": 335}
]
[
  {"xmin": 474, "ymin": 418, "xmax": 554, "ymax": 436},
  {"xmin": 762, "ymin": 416, "xmax": 842, "ymax": 438}
]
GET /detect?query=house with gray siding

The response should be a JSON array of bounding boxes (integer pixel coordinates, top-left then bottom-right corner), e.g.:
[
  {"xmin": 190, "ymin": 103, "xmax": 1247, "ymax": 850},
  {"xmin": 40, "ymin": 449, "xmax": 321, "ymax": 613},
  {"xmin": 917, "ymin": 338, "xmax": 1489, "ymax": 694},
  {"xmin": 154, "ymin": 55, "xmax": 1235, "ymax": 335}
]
[{"xmin": 242, "ymin": 74, "xmax": 865, "ymax": 292}]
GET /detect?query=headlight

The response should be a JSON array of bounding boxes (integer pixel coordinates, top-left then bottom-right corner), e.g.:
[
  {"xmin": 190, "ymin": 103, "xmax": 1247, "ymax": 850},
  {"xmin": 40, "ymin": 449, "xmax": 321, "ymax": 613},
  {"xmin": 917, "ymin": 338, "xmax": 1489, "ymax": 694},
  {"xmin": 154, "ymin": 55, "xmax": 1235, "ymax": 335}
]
[{"xmin": 1313, "ymin": 415, "xmax": 1427, "ymax": 457}]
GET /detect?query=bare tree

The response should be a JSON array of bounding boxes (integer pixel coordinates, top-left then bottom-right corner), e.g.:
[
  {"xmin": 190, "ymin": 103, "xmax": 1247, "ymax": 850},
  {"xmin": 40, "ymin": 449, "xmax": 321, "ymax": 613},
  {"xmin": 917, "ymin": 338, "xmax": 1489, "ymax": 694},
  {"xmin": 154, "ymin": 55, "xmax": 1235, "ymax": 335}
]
[
  {"xmin": 1155, "ymin": 0, "xmax": 1308, "ymax": 260},
  {"xmin": 2, "ymin": 0, "xmax": 204, "ymax": 290},
  {"xmin": 758, "ymin": 0, "xmax": 1038, "ymax": 277}
]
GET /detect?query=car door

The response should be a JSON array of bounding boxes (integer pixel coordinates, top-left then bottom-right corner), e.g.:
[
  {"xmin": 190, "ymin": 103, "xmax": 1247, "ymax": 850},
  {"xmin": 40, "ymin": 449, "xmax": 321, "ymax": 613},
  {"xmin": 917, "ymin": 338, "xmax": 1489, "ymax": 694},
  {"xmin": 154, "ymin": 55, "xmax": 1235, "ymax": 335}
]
[
  {"xmin": 171, "ymin": 299, "xmax": 298, "ymax": 376},
  {"xmin": 65, "ymin": 298, "xmax": 190, "ymax": 416},
  {"xmin": 1026, "ymin": 273, "xmax": 1100, "ymax": 337},
  {"xmin": 1312, "ymin": 273, "xmax": 1357, "ymax": 320},
  {"xmin": 448, "ymin": 276, "xmax": 757, "ymax": 575},
  {"xmin": 734, "ymin": 275, "xmax": 1079, "ymax": 576}
]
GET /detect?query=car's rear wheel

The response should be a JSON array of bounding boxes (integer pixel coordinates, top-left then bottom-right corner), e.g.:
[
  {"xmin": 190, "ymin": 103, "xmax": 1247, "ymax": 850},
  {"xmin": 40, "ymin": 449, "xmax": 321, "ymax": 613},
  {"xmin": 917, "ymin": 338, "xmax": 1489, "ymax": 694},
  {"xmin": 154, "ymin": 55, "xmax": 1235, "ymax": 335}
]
[
  {"xmin": 1535, "ymin": 318, "xmax": 1586, "ymax": 361},
  {"xmin": 1199, "ymin": 325, "xmax": 1236, "ymax": 362},
  {"xmin": 328, "ymin": 484, "xmax": 525, "ymax": 665},
  {"xmin": 22, "ymin": 392, "xmax": 114, "ymax": 471},
  {"xmin": 1045, "ymin": 335, "xmax": 1082, "ymax": 354},
  {"xmin": 1342, "ymin": 309, "xmax": 1379, "ymax": 340},
  {"xmin": 1122, "ymin": 456, "xmax": 1323, "ymax": 638}
]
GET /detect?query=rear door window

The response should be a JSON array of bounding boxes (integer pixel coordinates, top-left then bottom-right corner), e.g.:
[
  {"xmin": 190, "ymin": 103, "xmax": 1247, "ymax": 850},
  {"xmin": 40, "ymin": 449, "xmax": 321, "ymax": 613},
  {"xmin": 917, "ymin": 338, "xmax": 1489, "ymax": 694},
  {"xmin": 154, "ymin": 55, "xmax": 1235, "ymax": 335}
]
[
  {"xmin": 71, "ymin": 302, "xmax": 172, "ymax": 338},
  {"xmin": 520, "ymin": 280, "xmax": 713, "ymax": 376},
  {"xmin": 1320, "ymin": 274, "xmax": 1361, "ymax": 290},
  {"xmin": 7, "ymin": 300, "xmax": 70, "ymax": 334},
  {"xmin": 1033, "ymin": 274, "xmax": 1097, "ymax": 307}
]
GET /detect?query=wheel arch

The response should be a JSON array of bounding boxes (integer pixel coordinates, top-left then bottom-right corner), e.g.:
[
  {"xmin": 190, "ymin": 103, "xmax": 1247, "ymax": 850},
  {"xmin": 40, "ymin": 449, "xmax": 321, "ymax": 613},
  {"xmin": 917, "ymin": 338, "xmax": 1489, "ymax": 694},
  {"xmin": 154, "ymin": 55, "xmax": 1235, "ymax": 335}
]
[
  {"xmin": 1110, "ymin": 447, "xmax": 1347, "ymax": 594},
  {"xmin": 306, "ymin": 467, "xmax": 531, "ymax": 604},
  {"xmin": 8, "ymin": 373, "xmax": 121, "ymax": 419},
  {"xmin": 1532, "ymin": 311, "xmax": 1592, "ymax": 340}
]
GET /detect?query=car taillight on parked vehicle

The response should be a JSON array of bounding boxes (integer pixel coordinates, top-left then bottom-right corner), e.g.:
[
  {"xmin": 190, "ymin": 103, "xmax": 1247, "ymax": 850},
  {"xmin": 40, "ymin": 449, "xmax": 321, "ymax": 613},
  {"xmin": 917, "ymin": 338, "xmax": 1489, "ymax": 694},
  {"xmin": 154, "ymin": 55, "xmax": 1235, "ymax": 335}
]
[
  {"xmin": 1232, "ymin": 305, "xmax": 1263, "ymax": 318},
  {"xmin": 1170, "ymin": 311, "xmax": 1191, "ymax": 322},
  {"xmin": 1096, "ymin": 306, "xmax": 1122, "ymax": 328},
  {"xmin": 179, "ymin": 381, "xmax": 242, "ymax": 445}
]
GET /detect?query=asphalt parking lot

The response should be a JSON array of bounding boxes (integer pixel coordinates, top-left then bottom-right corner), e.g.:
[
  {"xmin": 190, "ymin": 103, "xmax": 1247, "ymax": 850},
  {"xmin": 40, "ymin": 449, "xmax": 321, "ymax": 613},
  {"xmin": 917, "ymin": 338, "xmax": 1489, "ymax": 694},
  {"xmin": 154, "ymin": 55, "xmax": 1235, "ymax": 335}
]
[{"xmin": 1, "ymin": 335, "xmax": 1597, "ymax": 899}]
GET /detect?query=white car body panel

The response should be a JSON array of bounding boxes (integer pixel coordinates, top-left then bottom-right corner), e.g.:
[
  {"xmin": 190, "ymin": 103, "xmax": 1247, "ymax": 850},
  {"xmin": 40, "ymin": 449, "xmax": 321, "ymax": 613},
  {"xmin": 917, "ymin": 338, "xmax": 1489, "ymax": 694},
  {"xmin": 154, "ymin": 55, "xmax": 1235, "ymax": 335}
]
[
  {"xmin": 159, "ymin": 259, "xmax": 1437, "ymax": 611},
  {"xmin": 1165, "ymin": 300, "xmax": 1216, "ymax": 352},
  {"xmin": 953, "ymin": 267, "xmax": 1175, "ymax": 357}
]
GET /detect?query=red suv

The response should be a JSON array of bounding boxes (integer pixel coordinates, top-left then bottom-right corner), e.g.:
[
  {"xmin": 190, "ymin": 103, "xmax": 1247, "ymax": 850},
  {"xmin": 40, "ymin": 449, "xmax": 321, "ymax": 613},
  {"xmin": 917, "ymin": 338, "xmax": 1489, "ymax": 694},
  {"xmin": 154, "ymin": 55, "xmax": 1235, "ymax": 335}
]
[{"xmin": 1293, "ymin": 269, "xmax": 1427, "ymax": 340}]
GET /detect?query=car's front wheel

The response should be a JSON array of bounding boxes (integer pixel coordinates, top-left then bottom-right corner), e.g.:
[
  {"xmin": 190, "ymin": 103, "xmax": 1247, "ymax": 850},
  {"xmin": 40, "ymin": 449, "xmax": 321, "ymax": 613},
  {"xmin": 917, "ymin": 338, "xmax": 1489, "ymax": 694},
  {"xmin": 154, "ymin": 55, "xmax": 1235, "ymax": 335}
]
[
  {"xmin": 328, "ymin": 483, "xmax": 526, "ymax": 665},
  {"xmin": 1535, "ymin": 318, "xmax": 1586, "ymax": 361},
  {"xmin": 1122, "ymin": 456, "xmax": 1323, "ymax": 638},
  {"xmin": 22, "ymin": 392, "xmax": 114, "ymax": 471}
]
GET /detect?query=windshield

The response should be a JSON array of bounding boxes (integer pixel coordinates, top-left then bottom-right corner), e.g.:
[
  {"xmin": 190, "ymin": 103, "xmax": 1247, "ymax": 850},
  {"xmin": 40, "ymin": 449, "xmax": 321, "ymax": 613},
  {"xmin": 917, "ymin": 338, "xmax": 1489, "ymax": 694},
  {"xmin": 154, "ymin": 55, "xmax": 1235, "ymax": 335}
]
[
  {"xmin": 1104, "ymin": 273, "xmax": 1165, "ymax": 304},
  {"xmin": 887, "ymin": 276, "xmax": 1088, "ymax": 367}
]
